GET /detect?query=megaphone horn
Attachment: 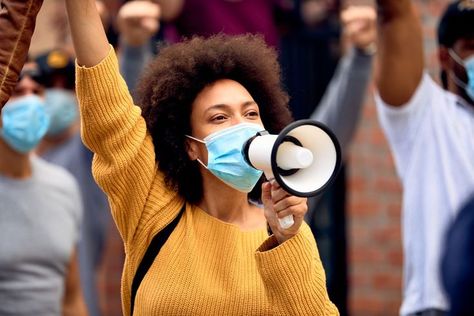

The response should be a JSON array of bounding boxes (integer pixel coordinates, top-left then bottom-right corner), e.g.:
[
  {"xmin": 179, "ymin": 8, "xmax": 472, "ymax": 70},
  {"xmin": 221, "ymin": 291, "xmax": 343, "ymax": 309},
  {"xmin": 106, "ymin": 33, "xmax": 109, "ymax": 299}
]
[{"xmin": 243, "ymin": 119, "xmax": 342, "ymax": 229}]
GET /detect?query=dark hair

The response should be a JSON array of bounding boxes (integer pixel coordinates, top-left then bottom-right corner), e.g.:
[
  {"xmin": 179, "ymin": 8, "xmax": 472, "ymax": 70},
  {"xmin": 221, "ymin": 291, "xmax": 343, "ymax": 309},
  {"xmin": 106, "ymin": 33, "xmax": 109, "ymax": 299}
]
[
  {"xmin": 136, "ymin": 34, "xmax": 293, "ymax": 203},
  {"xmin": 35, "ymin": 49, "xmax": 75, "ymax": 90},
  {"xmin": 437, "ymin": 0, "xmax": 474, "ymax": 49}
]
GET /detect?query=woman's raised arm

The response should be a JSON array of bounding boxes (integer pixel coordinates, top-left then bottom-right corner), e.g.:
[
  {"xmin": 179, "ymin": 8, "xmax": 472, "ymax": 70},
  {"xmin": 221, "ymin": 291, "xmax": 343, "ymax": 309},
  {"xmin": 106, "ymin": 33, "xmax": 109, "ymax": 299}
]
[
  {"xmin": 63, "ymin": 0, "xmax": 176, "ymax": 246},
  {"xmin": 65, "ymin": 0, "xmax": 110, "ymax": 67}
]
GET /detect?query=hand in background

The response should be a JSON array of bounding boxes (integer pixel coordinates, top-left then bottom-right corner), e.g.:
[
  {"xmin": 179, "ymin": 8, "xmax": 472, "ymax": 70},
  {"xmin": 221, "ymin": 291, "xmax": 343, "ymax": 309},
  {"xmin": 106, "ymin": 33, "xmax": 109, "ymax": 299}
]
[
  {"xmin": 301, "ymin": 0, "xmax": 330, "ymax": 26},
  {"xmin": 341, "ymin": 6, "xmax": 377, "ymax": 53},
  {"xmin": 117, "ymin": 0, "xmax": 161, "ymax": 47}
]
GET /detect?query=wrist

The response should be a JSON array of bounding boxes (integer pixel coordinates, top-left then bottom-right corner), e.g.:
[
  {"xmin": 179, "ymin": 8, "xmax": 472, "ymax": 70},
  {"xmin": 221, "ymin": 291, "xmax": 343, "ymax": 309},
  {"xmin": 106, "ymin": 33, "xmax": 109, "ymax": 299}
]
[{"xmin": 120, "ymin": 35, "xmax": 149, "ymax": 47}]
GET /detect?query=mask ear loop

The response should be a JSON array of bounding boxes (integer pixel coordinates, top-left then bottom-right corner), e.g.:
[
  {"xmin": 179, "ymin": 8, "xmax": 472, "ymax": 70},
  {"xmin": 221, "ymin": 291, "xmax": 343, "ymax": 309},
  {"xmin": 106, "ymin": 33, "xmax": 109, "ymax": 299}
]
[
  {"xmin": 449, "ymin": 49, "xmax": 466, "ymax": 66},
  {"xmin": 448, "ymin": 49, "xmax": 470, "ymax": 90},
  {"xmin": 185, "ymin": 135, "xmax": 209, "ymax": 169}
]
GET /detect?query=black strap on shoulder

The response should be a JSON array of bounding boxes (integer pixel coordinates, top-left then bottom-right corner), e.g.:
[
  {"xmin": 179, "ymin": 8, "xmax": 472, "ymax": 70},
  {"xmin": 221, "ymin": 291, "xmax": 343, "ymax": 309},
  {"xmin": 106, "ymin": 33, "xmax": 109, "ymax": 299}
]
[{"xmin": 130, "ymin": 204, "xmax": 186, "ymax": 315}]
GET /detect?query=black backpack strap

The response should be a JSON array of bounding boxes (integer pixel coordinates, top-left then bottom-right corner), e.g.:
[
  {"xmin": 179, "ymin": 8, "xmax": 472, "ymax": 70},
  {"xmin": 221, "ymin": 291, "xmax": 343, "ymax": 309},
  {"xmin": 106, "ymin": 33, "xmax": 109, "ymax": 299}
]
[{"xmin": 130, "ymin": 203, "xmax": 186, "ymax": 315}]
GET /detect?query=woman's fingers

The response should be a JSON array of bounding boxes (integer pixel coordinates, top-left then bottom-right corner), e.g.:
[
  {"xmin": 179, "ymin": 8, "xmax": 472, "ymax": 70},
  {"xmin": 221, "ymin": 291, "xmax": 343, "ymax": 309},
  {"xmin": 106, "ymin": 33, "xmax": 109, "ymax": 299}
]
[
  {"xmin": 273, "ymin": 196, "xmax": 305, "ymax": 215},
  {"xmin": 269, "ymin": 181, "xmax": 290, "ymax": 203}
]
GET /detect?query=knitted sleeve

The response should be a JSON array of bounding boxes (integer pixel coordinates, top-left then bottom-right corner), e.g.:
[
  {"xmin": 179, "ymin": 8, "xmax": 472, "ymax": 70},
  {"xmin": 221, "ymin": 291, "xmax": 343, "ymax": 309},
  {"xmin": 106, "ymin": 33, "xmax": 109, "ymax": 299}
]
[
  {"xmin": 75, "ymin": 47, "xmax": 173, "ymax": 245},
  {"xmin": 255, "ymin": 223, "xmax": 339, "ymax": 315}
]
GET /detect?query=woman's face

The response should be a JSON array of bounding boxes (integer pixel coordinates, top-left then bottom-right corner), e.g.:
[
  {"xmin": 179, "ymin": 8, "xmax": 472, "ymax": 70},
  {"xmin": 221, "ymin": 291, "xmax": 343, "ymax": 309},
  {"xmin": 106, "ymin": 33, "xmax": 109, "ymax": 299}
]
[{"xmin": 187, "ymin": 79, "xmax": 264, "ymax": 162}]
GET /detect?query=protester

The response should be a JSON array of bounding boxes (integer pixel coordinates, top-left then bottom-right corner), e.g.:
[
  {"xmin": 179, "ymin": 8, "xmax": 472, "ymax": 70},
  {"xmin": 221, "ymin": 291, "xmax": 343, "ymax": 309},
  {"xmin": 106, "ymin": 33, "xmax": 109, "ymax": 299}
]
[
  {"xmin": 117, "ymin": 5, "xmax": 375, "ymax": 312},
  {"xmin": 64, "ymin": 0, "xmax": 339, "ymax": 314},
  {"xmin": 374, "ymin": 0, "xmax": 474, "ymax": 315},
  {"xmin": 0, "ymin": 60, "xmax": 86, "ymax": 316},
  {"xmin": 34, "ymin": 48, "xmax": 111, "ymax": 316}
]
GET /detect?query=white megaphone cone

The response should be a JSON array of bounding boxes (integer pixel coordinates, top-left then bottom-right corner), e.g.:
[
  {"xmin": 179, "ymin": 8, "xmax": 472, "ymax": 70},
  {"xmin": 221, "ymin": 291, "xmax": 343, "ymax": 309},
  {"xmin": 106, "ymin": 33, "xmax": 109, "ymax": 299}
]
[{"xmin": 243, "ymin": 119, "xmax": 341, "ymax": 229}]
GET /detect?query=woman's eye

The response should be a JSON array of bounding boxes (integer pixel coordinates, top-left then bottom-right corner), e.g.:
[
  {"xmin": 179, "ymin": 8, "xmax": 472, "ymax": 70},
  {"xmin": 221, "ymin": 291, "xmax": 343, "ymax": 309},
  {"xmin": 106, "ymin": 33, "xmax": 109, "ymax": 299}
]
[
  {"xmin": 245, "ymin": 111, "xmax": 259, "ymax": 118},
  {"xmin": 211, "ymin": 114, "xmax": 227, "ymax": 122}
]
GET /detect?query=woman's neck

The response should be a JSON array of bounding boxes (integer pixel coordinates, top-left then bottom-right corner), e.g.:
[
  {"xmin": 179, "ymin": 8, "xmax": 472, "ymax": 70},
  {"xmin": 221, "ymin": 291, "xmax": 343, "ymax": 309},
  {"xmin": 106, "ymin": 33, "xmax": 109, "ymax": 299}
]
[
  {"xmin": 198, "ymin": 173, "xmax": 266, "ymax": 230},
  {"xmin": 0, "ymin": 139, "xmax": 32, "ymax": 179}
]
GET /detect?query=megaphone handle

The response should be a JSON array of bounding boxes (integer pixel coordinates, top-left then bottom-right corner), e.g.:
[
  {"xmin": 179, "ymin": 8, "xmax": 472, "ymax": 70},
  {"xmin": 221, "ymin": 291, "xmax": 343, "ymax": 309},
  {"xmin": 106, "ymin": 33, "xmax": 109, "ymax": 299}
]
[{"xmin": 264, "ymin": 172, "xmax": 295, "ymax": 230}]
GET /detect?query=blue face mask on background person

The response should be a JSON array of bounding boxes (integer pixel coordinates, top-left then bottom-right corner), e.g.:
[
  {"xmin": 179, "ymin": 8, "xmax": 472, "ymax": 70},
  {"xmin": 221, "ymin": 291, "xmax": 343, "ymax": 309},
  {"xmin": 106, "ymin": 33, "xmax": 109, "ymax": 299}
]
[
  {"xmin": 186, "ymin": 123, "xmax": 264, "ymax": 193},
  {"xmin": 0, "ymin": 95, "xmax": 50, "ymax": 153},
  {"xmin": 44, "ymin": 88, "xmax": 79, "ymax": 136},
  {"xmin": 449, "ymin": 49, "xmax": 474, "ymax": 101}
]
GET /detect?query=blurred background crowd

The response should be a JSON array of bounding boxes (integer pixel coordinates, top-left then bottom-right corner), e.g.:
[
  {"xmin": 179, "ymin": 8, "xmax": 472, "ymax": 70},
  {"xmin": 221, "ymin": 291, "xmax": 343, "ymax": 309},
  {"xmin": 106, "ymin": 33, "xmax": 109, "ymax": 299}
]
[{"xmin": 1, "ymin": 0, "xmax": 471, "ymax": 315}]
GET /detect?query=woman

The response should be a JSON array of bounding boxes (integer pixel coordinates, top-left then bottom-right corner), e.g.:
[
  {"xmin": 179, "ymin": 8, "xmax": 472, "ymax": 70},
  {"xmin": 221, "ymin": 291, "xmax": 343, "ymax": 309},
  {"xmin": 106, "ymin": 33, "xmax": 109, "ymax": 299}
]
[{"xmin": 65, "ymin": 0, "xmax": 338, "ymax": 315}]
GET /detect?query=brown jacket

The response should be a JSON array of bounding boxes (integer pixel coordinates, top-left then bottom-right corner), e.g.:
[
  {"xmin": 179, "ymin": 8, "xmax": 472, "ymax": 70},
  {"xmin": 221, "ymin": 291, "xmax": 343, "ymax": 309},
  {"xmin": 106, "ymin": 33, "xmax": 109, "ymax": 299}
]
[{"xmin": 0, "ymin": 0, "xmax": 43, "ymax": 108}]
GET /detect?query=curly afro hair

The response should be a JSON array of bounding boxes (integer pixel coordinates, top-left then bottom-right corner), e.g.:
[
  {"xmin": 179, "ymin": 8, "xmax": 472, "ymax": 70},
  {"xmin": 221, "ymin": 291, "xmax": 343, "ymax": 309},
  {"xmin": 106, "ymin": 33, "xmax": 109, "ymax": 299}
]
[{"xmin": 135, "ymin": 34, "xmax": 293, "ymax": 203}]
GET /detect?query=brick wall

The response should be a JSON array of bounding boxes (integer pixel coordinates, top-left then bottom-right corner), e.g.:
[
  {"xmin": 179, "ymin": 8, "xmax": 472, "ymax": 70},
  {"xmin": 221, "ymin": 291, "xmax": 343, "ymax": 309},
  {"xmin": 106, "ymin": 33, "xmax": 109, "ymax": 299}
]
[{"xmin": 346, "ymin": 1, "xmax": 450, "ymax": 315}]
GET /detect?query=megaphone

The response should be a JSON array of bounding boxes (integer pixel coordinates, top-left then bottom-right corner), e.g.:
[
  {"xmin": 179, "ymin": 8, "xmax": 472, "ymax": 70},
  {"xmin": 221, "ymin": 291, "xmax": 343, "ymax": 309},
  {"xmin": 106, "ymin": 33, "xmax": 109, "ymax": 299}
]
[{"xmin": 243, "ymin": 119, "xmax": 341, "ymax": 229}]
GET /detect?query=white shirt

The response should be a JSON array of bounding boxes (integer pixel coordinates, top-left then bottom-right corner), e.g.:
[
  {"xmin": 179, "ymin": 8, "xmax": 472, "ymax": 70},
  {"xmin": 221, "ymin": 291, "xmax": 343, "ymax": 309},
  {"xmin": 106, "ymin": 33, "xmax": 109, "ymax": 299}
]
[{"xmin": 375, "ymin": 73, "xmax": 474, "ymax": 315}]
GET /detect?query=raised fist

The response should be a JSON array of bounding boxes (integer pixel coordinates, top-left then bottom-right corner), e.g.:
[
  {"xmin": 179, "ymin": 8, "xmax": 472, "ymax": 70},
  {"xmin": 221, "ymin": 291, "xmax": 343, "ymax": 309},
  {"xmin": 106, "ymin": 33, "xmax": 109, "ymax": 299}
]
[
  {"xmin": 341, "ymin": 6, "xmax": 377, "ymax": 53},
  {"xmin": 117, "ymin": 0, "xmax": 161, "ymax": 47}
]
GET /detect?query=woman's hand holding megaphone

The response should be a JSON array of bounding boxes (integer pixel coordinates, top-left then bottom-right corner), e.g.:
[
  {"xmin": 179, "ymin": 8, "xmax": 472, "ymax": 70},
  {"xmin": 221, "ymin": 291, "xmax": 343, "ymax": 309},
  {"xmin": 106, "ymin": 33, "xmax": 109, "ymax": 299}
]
[{"xmin": 262, "ymin": 180, "xmax": 308, "ymax": 244}]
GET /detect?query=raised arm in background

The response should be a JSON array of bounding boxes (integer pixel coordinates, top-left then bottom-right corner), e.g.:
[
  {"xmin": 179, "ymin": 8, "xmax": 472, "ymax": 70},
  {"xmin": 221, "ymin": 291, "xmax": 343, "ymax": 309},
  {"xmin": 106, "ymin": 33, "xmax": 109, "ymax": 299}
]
[
  {"xmin": 116, "ymin": 0, "xmax": 161, "ymax": 93},
  {"xmin": 311, "ymin": 6, "xmax": 376, "ymax": 156},
  {"xmin": 0, "ymin": 0, "xmax": 43, "ymax": 109},
  {"xmin": 375, "ymin": 0, "xmax": 424, "ymax": 106}
]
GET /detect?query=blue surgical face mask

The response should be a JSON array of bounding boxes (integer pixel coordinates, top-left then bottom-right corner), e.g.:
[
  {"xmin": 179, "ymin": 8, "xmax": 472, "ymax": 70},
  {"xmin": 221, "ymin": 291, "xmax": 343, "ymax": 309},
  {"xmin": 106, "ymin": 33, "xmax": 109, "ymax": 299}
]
[
  {"xmin": 186, "ymin": 123, "xmax": 264, "ymax": 193},
  {"xmin": 448, "ymin": 49, "xmax": 474, "ymax": 101},
  {"xmin": 0, "ymin": 95, "xmax": 50, "ymax": 153},
  {"xmin": 44, "ymin": 88, "xmax": 78, "ymax": 136}
]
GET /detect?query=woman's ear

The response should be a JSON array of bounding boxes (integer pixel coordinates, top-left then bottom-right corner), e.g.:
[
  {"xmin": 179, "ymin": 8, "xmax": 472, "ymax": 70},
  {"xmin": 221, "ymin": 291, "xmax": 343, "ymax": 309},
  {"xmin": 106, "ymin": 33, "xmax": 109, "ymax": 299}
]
[{"xmin": 185, "ymin": 138, "xmax": 199, "ymax": 161}]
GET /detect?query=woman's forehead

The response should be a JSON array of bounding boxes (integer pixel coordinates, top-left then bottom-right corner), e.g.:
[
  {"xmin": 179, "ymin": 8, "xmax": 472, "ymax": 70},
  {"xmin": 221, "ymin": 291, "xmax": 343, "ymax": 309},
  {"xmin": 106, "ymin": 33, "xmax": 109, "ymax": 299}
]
[{"xmin": 192, "ymin": 79, "xmax": 256, "ymax": 111}]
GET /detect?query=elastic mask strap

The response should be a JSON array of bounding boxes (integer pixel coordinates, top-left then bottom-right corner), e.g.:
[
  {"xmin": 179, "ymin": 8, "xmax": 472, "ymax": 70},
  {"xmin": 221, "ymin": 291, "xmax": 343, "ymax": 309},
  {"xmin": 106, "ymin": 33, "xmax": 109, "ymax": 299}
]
[
  {"xmin": 185, "ymin": 135, "xmax": 208, "ymax": 169},
  {"xmin": 448, "ymin": 49, "xmax": 469, "ymax": 90},
  {"xmin": 450, "ymin": 71, "xmax": 468, "ymax": 90},
  {"xmin": 449, "ymin": 49, "xmax": 465, "ymax": 66},
  {"xmin": 185, "ymin": 134, "xmax": 205, "ymax": 144},
  {"xmin": 195, "ymin": 158, "xmax": 208, "ymax": 169}
]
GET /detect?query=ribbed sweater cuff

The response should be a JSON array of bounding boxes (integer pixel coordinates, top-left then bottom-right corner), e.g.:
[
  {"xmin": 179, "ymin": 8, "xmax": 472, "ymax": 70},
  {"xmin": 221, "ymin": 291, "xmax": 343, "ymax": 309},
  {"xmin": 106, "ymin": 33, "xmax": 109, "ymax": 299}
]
[
  {"xmin": 76, "ymin": 46, "xmax": 136, "ymax": 124},
  {"xmin": 75, "ymin": 46, "xmax": 143, "ymax": 149},
  {"xmin": 254, "ymin": 227, "xmax": 334, "ymax": 314},
  {"xmin": 255, "ymin": 228, "xmax": 315, "ymax": 282}
]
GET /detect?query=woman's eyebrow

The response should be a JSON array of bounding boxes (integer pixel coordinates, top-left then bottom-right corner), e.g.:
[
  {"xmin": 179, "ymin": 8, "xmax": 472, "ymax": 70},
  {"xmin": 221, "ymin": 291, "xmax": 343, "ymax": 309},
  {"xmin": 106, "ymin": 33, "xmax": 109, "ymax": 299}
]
[
  {"xmin": 204, "ymin": 100, "xmax": 257, "ymax": 114},
  {"xmin": 204, "ymin": 103, "xmax": 231, "ymax": 113},
  {"xmin": 242, "ymin": 101, "xmax": 257, "ymax": 108}
]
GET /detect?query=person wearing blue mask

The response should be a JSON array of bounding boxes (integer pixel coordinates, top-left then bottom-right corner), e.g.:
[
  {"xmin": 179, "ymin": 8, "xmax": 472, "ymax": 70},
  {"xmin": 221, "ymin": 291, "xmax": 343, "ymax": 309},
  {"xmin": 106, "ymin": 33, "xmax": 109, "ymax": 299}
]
[
  {"xmin": 34, "ymin": 49, "xmax": 79, "ymax": 139},
  {"xmin": 0, "ymin": 61, "xmax": 87, "ymax": 315},
  {"xmin": 374, "ymin": 0, "xmax": 474, "ymax": 315},
  {"xmin": 63, "ymin": 0, "xmax": 339, "ymax": 314},
  {"xmin": 34, "ymin": 48, "xmax": 113, "ymax": 316}
]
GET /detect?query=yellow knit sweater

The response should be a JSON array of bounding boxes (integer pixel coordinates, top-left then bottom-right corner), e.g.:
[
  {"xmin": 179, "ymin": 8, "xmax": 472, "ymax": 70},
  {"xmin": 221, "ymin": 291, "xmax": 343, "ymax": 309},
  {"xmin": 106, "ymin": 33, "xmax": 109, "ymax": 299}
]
[{"xmin": 76, "ymin": 48, "xmax": 339, "ymax": 316}]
